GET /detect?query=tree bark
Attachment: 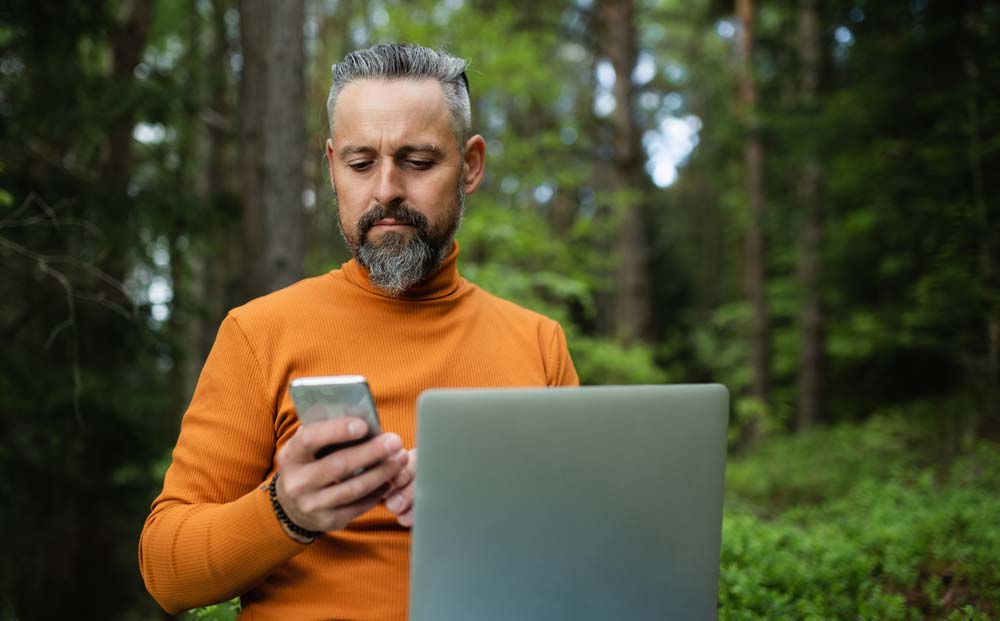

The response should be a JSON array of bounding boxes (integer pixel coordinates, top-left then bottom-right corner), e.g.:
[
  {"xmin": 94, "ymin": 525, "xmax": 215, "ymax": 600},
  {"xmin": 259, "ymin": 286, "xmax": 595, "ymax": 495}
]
[
  {"xmin": 239, "ymin": 0, "xmax": 306, "ymax": 300},
  {"xmin": 736, "ymin": 0, "xmax": 770, "ymax": 434},
  {"xmin": 204, "ymin": 0, "xmax": 243, "ymax": 357},
  {"xmin": 102, "ymin": 0, "xmax": 154, "ymax": 276},
  {"xmin": 600, "ymin": 0, "xmax": 652, "ymax": 344},
  {"xmin": 169, "ymin": 0, "xmax": 241, "ymax": 402},
  {"xmin": 962, "ymin": 12, "xmax": 998, "ymax": 436},
  {"xmin": 795, "ymin": 0, "xmax": 825, "ymax": 431},
  {"xmin": 104, "ymin": 0, "xmax": 154, "ymax": 197}
]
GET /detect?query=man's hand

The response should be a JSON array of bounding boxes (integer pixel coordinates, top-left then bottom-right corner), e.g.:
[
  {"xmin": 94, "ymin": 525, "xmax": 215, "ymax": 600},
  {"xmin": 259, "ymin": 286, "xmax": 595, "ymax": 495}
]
[
  {"xmin": 274, "ymin": 416, "xmax": 409, "ymax": 537},
  {"xmin": 384, "ymin": 448, "xmax": 416, "ymax": 527}
]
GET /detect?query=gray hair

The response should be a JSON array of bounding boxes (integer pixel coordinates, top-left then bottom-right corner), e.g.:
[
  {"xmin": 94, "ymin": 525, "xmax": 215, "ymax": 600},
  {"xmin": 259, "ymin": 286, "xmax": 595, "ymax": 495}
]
[{"xmin": 326, "ymin": 43, "xmax": 472, "ymax": 146}]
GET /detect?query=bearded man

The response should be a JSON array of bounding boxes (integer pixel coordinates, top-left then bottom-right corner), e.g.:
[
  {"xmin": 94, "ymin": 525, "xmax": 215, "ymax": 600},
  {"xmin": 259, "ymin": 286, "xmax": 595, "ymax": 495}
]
[{"xmin": 139, "ymin": 43, "xmax": 578, "ymax": 620}]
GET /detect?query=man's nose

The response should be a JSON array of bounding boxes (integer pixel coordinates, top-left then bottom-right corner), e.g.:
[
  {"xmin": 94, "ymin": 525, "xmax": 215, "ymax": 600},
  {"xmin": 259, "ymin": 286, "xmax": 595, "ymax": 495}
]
[{"xmin": 373, "ymin": 159, "xmax": 404, "ymax": 206}]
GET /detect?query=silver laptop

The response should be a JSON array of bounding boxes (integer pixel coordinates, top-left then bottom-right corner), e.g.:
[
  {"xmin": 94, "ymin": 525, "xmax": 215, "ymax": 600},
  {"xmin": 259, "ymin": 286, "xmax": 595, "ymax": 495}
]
[{"xmin": 409, "ymin": 384, "xmax": 729, "ymax": 621}]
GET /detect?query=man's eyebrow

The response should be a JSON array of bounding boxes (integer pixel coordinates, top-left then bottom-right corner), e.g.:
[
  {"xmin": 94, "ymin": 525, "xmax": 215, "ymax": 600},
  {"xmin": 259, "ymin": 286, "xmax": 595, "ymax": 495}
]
[
  {"xmin": 337, "ymin": 144, "xmax": 444, "ymax": 159},
  {"xmin": 338, "ymin": 145, "xmax": 375, "ymax": 159},
  {"xmin": 397, "ymin": 144, "xmax": 443, "ymax": 157}
]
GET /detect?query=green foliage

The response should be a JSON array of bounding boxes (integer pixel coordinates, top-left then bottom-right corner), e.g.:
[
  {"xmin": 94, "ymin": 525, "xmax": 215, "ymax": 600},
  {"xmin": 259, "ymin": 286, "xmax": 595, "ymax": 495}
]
[
  {"xmin": 726, "ymin": 415, "xmax": 917, "ymax": 511},
  {"xmin": 569, "ymin": 336, "xmax": 668, "ymax": 385},
  {"xmin": 183, "ymin": 598, "xmax": 240, "ymax": 621},
  {"xmin": 691, "ymin": 301, "xmax": 755, "ymax": 394},
  {"xmin": 720, "ymin": 513, "xmax": 911, "ymax": 621},
  {"xmin": 458, "ymin": 203, "xmax": 602, "ymax": 325},
  {"xmin": 688, "ymin": 299, "xmax": 795, "ymax": 442},
  {"xmin": 722, "ymin": 417, "xmax": 1000, "ymax": 620}
]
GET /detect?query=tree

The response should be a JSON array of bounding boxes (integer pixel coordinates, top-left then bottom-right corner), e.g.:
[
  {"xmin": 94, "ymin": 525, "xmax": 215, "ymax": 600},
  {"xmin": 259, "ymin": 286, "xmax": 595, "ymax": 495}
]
[
  {"xmin": 794, "ymin": 0, "xmax": 824, "ymax": 430},
  {"xmin": 238, "ymin": 0, "xmax": 306, "ymax": 299},
  {"xmin": 600, "ymin": 0, "xmax": 654, "ymax": 344},
  {"xmin": 960, "ymin": 2, "xmax": 999, "ymax": 433},
  {"xmin": 0, "ymin": 2, "xmax": 168, "ymax": 618},
  {"xmin": 736, "ymin": 0, "xmax": 770, "ymax": 435}
]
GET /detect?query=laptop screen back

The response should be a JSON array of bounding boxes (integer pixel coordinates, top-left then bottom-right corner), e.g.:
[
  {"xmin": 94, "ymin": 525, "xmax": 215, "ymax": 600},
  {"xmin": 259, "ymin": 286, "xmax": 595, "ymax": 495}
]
[{"xmin": 409, "ymin": 384, "xmax": 729, "ymax": 621}]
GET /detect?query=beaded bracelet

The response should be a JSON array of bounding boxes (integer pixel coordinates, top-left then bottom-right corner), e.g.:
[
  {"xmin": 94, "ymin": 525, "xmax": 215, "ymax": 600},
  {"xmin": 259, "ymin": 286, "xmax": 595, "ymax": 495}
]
[{"xmin": 268, "ymin": 472, "xmax": 323, "ymax": 541}]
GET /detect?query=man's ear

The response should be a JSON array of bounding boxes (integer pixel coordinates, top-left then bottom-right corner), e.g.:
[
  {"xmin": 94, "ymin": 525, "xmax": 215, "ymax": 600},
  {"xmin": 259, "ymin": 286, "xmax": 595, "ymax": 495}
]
[
  {"xmin": 462, "ymin": 135, "xmax": 486, "ymax": 195},
  {"xmin": 325, "ymin": 138, "xmax": 337, "ymax": 191}
]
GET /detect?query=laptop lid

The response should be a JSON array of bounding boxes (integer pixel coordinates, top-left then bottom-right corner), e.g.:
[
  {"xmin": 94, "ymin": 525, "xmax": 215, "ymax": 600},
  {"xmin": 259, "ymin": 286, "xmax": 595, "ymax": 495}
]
[{"xmin": 409, "ymin": 384, "xmax": 729, "ymax": 621}]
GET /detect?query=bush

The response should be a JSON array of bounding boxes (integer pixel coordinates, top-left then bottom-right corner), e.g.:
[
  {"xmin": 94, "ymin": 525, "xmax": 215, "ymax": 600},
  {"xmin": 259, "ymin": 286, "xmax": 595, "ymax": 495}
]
[
  {"xmin": 722, "ymin": 417, "xmax": 1000, "ymax": 620},
  {"xmin": 182, "ymin": 599, "xmax": 239, "ymax": 620}
]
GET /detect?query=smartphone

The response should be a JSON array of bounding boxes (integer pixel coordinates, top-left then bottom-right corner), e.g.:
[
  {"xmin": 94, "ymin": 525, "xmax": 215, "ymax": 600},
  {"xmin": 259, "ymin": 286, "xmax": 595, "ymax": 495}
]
[{"xmin": 289, "ymin": 375, "xmax": 383, "ymax": 460}]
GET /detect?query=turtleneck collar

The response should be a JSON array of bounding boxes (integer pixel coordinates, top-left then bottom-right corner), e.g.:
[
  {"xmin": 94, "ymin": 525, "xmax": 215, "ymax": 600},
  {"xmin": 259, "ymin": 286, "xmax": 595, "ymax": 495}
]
[{"xmin": 338, "ymin": 240, "xmax": 464, "ymax": 301}]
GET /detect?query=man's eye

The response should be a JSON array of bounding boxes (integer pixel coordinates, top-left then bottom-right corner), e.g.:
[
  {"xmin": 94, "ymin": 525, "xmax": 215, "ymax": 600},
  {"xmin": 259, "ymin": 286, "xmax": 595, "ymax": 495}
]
[
  {"xmin": 406, "ymin": 159, "xmax": 433, "ymax": 170},
  {"xmin": 348, "ymin": 162, "xmax": 373, "ymax": 172}
]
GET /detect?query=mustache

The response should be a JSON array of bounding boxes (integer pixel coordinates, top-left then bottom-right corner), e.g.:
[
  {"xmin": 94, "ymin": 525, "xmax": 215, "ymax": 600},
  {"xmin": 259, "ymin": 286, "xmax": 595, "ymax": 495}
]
[{"xmin": 356, "ymin": 202, "xmax": 430, "ymax": 240}]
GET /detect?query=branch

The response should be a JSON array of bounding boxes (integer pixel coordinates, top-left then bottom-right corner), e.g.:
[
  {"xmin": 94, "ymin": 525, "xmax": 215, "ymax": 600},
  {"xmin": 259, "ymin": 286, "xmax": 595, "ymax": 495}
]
[
  {"xmin": 0, "ymin": 205, "xmax": 140, "ymax": 427},
  {"xmin": 29, "ymin": 250, "xmax": 84, "ymax": 430},
  {"xmin": 0, "ymin": 215, "xmax": 103, "ymax": 237},
  {"xmin": 24, "ymin": 140, "xmax": 100, "ymax": 184}
]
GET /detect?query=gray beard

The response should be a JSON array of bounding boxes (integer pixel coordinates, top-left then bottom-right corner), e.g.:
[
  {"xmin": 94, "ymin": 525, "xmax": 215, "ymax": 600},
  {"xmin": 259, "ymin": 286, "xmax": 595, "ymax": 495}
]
[
  {"xmin": 357, "ymin": 232, "xmax": 438, "ymax": 297},
  {"xmin": 336, "ymin": 188, "xmax": 465, "ymax": 297}
]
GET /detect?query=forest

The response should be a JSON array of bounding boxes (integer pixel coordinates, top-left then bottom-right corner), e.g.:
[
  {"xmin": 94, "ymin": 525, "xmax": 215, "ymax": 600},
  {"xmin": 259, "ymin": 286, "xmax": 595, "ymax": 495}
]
[{"xmin": 0, "ymin": 0, "xmax": 997, "ymax": 619}]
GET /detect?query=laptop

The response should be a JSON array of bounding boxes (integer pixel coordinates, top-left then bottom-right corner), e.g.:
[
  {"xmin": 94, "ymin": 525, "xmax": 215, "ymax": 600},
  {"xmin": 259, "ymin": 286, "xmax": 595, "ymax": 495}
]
[{"xmin": 408, "ymin": 384, "xmax": 729, "ymax": 621}]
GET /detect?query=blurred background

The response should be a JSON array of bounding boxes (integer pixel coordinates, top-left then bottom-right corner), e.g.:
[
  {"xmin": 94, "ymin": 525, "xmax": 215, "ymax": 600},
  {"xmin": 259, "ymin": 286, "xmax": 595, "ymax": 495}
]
[{"xmin": 1, "ymin": 0, "xmax": 998, "ymax": 619}]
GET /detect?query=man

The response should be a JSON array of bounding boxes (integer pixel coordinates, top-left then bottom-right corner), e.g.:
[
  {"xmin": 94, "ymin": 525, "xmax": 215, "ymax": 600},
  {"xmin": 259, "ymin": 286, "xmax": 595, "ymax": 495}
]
[{"xmin": 139, "ymin": 43, "xmax": 578, "ymax": 620}]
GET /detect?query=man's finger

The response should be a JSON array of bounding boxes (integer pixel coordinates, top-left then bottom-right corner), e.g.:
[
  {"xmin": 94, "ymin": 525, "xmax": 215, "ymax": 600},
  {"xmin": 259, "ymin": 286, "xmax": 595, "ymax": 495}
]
[
  {"xmin": 396, "ymin": 508, "xmax": 414, "ymax": 528},
  {"xmin": 389, "ymin": 448, "xmax": 416, "ymax": 491},
  {"xmin": 385, "ymin": 486, "xmax": 412, "ymax": 515},
  {"xmin": 326, "ymin": 485, "xmax": 388, "ymax": 528},
  {"xmin": 304, "ymin": 432, "xmax": 403, "ymax": 485},
  {"xmin": 282, "ymin": 417, "xmax": 370, "ymax": 465},
  {"xmin": 307, "ymin": 449, "xmax": 408, "ymax": 510},
  {"xmin": 299, "ymin": 417, "xmax": 370, "ymax": 456},
  {"xmin": 387, "ymin": 464, "xmax": 412, "ymax": 492}
]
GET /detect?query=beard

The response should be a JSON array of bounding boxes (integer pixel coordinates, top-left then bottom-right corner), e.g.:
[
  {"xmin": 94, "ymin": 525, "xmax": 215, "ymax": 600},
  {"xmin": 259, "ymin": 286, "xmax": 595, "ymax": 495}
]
[{"xmin": 336, "ymin": 186, "xmax": 465, "ymax": 297}]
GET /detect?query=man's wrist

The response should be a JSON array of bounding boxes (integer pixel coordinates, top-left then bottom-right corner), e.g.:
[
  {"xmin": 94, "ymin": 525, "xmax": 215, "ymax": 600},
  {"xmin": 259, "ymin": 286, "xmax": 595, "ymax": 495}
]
[{"xmin": 268, "ymin": 472, "xmax": 322, "ymax": 544}]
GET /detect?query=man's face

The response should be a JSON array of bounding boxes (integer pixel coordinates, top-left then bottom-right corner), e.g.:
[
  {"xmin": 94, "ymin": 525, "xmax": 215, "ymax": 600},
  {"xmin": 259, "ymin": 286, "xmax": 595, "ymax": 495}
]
[{"xmin": 326, "ymin": 78, "xmax": 484, "ymax": 295}]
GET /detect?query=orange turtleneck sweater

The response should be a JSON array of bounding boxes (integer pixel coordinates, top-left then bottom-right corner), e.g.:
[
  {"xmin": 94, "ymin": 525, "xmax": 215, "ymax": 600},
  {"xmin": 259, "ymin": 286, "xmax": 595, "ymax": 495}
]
[{"xmin": 138, "ymin": 243, "xmax": 579, "ymax": 620}]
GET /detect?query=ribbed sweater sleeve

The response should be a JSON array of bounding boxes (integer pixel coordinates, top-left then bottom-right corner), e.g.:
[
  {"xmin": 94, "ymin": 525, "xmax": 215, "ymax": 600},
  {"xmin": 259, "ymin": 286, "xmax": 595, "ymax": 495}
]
[
  {"xmin": 139, "ymin": 314, "xmax": 306, "ymax": 614},
  {"xmin": 545, "ymin": 322, "xmax": 579, "ymax": 387}
]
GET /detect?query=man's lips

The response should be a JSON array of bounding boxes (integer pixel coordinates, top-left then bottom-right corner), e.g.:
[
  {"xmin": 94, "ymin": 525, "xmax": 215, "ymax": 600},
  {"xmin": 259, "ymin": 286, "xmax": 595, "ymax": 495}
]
[{"xmin": 372, "ymin": 218, "xmax": 413, "ymax": 228}]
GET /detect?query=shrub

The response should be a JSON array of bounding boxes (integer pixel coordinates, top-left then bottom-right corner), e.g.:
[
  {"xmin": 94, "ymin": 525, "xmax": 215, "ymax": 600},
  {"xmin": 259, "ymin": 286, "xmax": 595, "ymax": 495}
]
[{"xmin": 722, "ymin": 417, "xmax": 999, "ymax": 620}]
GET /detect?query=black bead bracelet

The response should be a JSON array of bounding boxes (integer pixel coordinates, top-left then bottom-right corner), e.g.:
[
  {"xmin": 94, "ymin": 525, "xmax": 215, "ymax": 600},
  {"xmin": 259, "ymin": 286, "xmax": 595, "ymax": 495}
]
[{"xmin": 268, "ymin": 472, "xmax": 323, "ymax": 541}]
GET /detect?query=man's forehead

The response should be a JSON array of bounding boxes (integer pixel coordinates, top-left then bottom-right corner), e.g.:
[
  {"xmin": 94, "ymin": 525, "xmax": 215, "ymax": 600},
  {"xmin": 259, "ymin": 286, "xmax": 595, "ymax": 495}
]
[
  {"xmin": 332, "ymin": 79, "xmax": 459, "ymax": 153},
  {"xmin": 334, "ymin": 78, "xmax": 450, "ymax": 128}
]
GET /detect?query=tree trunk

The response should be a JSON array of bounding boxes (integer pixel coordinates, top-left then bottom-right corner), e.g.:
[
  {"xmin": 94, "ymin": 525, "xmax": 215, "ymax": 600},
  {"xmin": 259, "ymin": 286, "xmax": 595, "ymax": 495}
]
[
  {"xmin": 600, "ymin": 0, "xmax": 652, "ymax": 344},
  {"xmin": 962, "ymin": 12, "xmax": 998, "ymax": 437},
  {"xmin": 795, "ymin": 0, "xmax": 825, "ymax": 431},
  {"xmin": 239, "ymin": 0, "xmax": 306, "ymax": 300},
  {"xmin": 104, "ymin": 0, "xmax": 153, "ymax": 197},
  {"xmin": 102, "ymin": 0, "xmax": 154, "ymax": 277},
  {"xmin": 204, "ymin": 0, "xmax": 243, "ymax": 357},
  {"xmin": 169, "ymin": 0, "xmax": 241, "ymax": 401},
  {"xmin": 736, "ymin": 0, "xmax": 770, "ymax": 436}
]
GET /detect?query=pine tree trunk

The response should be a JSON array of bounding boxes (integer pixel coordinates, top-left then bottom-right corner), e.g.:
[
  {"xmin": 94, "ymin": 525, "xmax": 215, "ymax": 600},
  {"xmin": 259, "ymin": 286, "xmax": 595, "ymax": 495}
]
[
  {"xmin": 962, "ymin": 12, "xmax": 998, "ymax": 436},
  {"xmin": 102, "ymin": 0, "xmax": 154, "ymax": 280},
  {"xmin": 204, "ymin": 0, "xmax": 243, "ymax": 359},
  {"xmin": 736, "ymin": 0, "xmax": 770, "ymax": 436},
  {"xmin": 172, "ymin": 0, "xmax": 241, "ymax": 401},
  {"xmin": 601, "ymin": 0, "xmax": 652, "ymax": 344},
  {"xmin": 238, "ymin": 0, "xmax": 306, "ymax": 300},
  {"xmin": 796, "ymin": 0, "xmax": 825, "ymax": 431}
]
